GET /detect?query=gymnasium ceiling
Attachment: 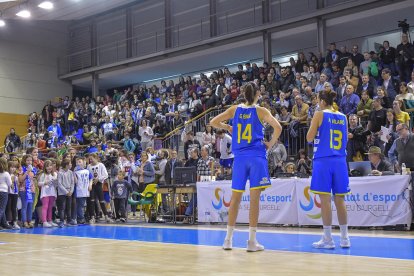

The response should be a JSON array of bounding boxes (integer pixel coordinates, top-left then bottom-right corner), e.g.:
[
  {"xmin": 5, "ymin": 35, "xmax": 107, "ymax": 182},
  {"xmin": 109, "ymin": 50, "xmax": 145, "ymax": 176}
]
[{"xmin": 0, "ymin": 0, "xmax": 138, "ymax": 20}]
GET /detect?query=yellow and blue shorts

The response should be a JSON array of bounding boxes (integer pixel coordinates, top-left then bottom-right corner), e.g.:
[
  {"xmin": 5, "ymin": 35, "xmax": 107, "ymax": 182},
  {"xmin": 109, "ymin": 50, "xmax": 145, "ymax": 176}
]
[
  {"xmin": 310, "ymin": 156, "xmax": 350, "ymax": 195},
  {"xmin": 231, "ymin": 155, "xmax": 271, "ymax": 192}
]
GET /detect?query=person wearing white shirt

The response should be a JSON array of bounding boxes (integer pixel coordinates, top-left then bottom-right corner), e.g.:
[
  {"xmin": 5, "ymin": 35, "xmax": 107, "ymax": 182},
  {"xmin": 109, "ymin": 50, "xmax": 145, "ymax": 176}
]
[
  {"xmin": 87, "ymin": 153, "xmax": 111, "ymax": 223},
  {"xmin": 0, "ymin": 159, "xmax": 12, "ymax": 229},
  {"xmin": 216, "ymin": 129, "xmax": 234, "ymax": 176},
  {"xmin": 407, "ymin": 71, "xmax": 414, "ymax": 94},
  {"xmin": 138, "ymin": 119, "xmax": 154, "ymax": 151},
  {"xmin": 102, "ymin": 116, "xmax": 117, "ymax": 140}
]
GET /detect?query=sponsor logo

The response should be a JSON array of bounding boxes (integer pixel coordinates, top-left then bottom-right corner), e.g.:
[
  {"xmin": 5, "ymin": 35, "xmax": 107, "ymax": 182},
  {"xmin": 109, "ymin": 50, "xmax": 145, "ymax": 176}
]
[
  {"xmin": 299, "ymin": 186, "xmax": 321, "ymax": 219},
  {"xmin": 212, "ymin": 188, "xmax": 231, "ymax": 210}
]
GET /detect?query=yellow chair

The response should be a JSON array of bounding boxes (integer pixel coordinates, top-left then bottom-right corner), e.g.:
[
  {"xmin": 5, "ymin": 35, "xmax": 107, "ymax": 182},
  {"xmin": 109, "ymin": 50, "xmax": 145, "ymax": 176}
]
[{"xmin": 128, "ymin": 184, "xmax": 159, "ymax": 222}]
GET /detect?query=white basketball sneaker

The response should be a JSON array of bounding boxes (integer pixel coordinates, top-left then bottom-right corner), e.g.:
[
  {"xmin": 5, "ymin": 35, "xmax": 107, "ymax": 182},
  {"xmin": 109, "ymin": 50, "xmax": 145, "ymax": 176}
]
[
  {"xmin": 340, "ymin": 237, "xmax": 351, "ymax": 248},
  {"xmin": 246, "ymin": 240, "xmax": 264, "ymax": 252},
  {"xmin": 312, "ymin": 238, "xmax": 335, "ymax": 249},
  {"xmin": 222, "ymin": 239, "xmax": 232, "ymax": 250}
]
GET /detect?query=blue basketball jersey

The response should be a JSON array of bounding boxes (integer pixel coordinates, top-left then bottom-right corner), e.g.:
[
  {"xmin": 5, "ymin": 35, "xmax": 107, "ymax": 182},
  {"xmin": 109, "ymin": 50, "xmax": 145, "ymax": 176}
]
[
  {"xmin": 232, "ymin": 105, "xmax": 266, "ymax": 157},
  {"xmin": 313, "ymin": 110, "xmax": 347, "ymax": 159}
]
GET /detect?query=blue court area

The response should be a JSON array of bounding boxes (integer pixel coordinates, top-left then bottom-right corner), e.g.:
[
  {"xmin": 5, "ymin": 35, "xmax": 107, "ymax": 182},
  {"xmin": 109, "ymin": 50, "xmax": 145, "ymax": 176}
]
[{"xmin": 3, "ymin": 226, "xmax": 414, "ymax": 260}]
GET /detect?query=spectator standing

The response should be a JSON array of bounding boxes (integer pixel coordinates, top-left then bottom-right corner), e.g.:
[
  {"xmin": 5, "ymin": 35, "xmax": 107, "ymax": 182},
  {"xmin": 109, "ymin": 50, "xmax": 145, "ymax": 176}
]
[
  {"xmin": 396, "ymin": 33, "xmax": 414, "ymax": 82},
  {"xmin": 379, "ymin": 68, "xmax": 399, "ymax": 101},
  {"xmin": 88, "ymin": 154, "xmax": 111, "ymax": 223},
  {"xmin": 184, "ymin": 131, "xmax": 201, "ymax": 160},
  {"xmin": 350, "ymin": 45, "xmax": 364, "ymax": 68},
  {"xmin": 347, "ymin": 114, "xmax": 368, "ymax": 162},
  {"xmin": 340, "ymin": 85, "xmax": 360, "ymax": 116},
  {"xmin": 74, "ymin": 157, "xmax": 93, "ymax": 224},
  {"xmin": 57, "ymin": 159, "xmax": 75, "ymax": 227},
  {"xmin": 384, "ymin": 109, "xmax": 399, "ymax": 159},
  {"xmin": 389, "ymin": 124, "xmax": 414, "ymax": 171},
  {"xmin": 335, "ymin": 75, "xmax": 347, "ymax": 103},
  {"xmin": 356, "ymin": 90, "xmax": 373, "ymax": 127},
  {"xmin": 356, "ymin": 75, "xmax": 375, "ymax": 98},
  {"xmin": 197, "ymin": 146, "xmax": 215, "ymax": 182},
  {"xmin": 6, "ymin": 161, "xmax": 19, "ymax": 229},
  {"xmin": 138, "ymin": 119, "xmax": 154, "ymax": 152},
  {"xmin": 155, "ymin": 150, "xmax": 168, "ymax": 185},
  {"xmin": 379, "ymin": 41, "xmax": 397, "ymax": 75},
  {"xmin": 111, "ymin": 171, "xmax": 131, "ymax": 222},
  {"xmin": 267, "ymin": 139, "xmax": 287, "ymax": 176},
  {"xmin": 216, "ymin": 129, "xmax": 234, "ymax": 176},
  {"xmin": 0, "ymin": 159, "xmax": 12, "ymax": 230},
  {"xmin": 18, "ymin": 154, "xmax": 37, "ymax": 228},
  {"xmin": 137, "ymin": 152, "xmax": 155, "ymax": 190},
  {"xmin": 37, "ymin": 160, "xmax": 58, "ymax": 228}
]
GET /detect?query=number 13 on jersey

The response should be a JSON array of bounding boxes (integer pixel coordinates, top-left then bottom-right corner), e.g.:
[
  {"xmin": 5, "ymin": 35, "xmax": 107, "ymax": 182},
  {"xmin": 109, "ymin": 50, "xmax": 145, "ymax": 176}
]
[
  {"xmin": 237, "ymin": 123, "xmax": 252, "ymax": 144},
  {"xmin": 330, "ymin": 129, "xmax": 343, "ymax": 150}
]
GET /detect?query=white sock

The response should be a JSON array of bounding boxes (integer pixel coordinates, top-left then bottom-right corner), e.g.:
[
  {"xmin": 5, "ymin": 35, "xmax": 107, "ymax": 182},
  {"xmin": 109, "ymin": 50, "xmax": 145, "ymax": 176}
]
[
  {"xmin": 339, "ymin": 224, "xmax": 349, "ymax": 239},
  {"xmin": 225, "ymin": 225, "xmax": 235, "ymax": 241},
  {"xmin": 323, "ymin": 225, "xmax": 332, "ymax": 240},
  {"xmin": 249, "ymin": 227, "xmax": 257, "ymax": 242}
]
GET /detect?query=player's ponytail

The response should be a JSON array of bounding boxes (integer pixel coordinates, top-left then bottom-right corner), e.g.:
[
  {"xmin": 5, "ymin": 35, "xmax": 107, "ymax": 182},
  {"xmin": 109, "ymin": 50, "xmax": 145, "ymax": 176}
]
[
  {"xmin": 244, "ymin": 84, "xmax": 255, "ymax": 105},
  {"xmin": 319, "ymin": 90, "xmax": 337, "ymax": 107}
]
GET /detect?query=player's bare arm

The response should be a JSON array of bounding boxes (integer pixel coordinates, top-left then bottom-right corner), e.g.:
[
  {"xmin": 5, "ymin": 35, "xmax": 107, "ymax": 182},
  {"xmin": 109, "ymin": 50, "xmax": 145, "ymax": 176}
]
[{"xmin": 210, "ymin": 105, "xmax": 237, "ymax": 133}]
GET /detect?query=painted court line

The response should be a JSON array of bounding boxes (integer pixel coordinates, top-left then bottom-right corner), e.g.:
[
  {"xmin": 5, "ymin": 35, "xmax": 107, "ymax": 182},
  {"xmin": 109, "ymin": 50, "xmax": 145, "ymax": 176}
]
[{"xmin": 2, "ymin": 225, "xmax": 413, "ymax": 260}]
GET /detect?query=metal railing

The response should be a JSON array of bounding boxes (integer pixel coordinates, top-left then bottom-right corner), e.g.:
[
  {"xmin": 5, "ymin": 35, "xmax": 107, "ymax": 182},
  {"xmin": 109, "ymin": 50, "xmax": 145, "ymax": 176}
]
[{"xmin": 153, "ymin": 106, "xmax": 228, "ymax": 151}]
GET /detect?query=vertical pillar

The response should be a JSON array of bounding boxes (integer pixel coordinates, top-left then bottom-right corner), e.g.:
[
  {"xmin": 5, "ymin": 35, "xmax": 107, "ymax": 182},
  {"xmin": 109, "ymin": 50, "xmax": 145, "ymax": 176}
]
[
  {"xmin": 263, "ymin": 31, "xmax": 272, "ymax": 65},
  {"xmin": 91, "ymin": 21, "xmax": 98, "ymax": 66},
  {"xmin": 209, "ymin": 0, "xmax": 217, "ymax": 37},
  {"xmin": 316, "ymin": 0, "xmax": 326, "ymax": 54},
  {"xmin": 316, "ymin": 18, "xmax": 326, "ymax": 56},
  {"xmin": 92, "ymin": 73, "xmax": 99, "ymax": 98},
  {"xmin": 165, "ymin": 0, "xmax": 172, "ymax": 49},
  {"xmin": 126, "ymin": 8, "xmax": 133, "ymax": 58}
]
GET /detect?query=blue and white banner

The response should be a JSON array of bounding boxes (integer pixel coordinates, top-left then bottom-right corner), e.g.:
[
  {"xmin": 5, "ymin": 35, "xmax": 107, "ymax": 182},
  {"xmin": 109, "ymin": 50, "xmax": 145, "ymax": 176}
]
[
  {"xmin": 296, "ymin": 175, "xmax": 412, "ymax": 226},
  {"xmin": 197, "ymin": 175, "xmax": 412, "ymax": 226},
  {"xmin": 197, "ymin": 179, "xmax": 297, "ymax": 224}
]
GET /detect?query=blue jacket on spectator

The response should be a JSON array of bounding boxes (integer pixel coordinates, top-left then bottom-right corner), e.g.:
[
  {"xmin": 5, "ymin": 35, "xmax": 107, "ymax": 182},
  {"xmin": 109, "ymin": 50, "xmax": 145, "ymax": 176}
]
[
  {"xmin": 47, "ymin": 124, "xmax": 63, "ymax": 139},
  {"xmin": 340, "ymin": 93, "xmax": 360, "ymax": 116}
]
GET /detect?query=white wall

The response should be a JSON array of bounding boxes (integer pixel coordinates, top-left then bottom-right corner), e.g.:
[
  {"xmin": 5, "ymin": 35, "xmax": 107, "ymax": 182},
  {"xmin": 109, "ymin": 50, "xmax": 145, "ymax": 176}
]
[{"xmin": 0, "ymin": 20, "xmax": 71, "ymax": 114}]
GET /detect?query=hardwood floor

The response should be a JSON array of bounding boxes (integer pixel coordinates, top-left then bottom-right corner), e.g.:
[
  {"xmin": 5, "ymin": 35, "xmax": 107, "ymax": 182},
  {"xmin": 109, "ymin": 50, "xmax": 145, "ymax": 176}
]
[{"xmin": 0, "ymin": 225, "xmax": 413, "ymax": 275}]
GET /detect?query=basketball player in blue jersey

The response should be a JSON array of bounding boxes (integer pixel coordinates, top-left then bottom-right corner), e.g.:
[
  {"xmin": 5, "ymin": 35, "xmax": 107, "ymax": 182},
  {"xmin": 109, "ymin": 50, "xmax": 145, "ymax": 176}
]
[
  {"xmin": 211, "ymin": 83, "xmax": 282, "ymax": 252},
  {"xmin": 307, "ymin": 90, "xmax": 351, "ymax": 249}
]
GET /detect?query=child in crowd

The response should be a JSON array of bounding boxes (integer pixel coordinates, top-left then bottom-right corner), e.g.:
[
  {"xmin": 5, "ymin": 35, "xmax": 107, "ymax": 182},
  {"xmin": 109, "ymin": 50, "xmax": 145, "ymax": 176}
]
[
  {"xmin": 0, "ymin": 158, "xmax": 12, "ymax": 230},
  {"xmin": 111, "ymin": 171, "xmax": 131, "ymax": 222},
  {"xmin": 87, "ymin": 153, "xmax": 111, "ymax": 223},
  {"xmin": 7, "ymin": 161, "xmax": 20, "ymax": 229},
  {"xmin": 74, "ymin": 157, "xmax": 93, "ymax": 224},
  {"xmin": 38, "ymin": 160, "xmax": 58, "ymax": 228},
  {"xmin": 18, "ymin": 154, "xmax": 37, "ymax": 228},
  {"xmin": 57, "ymin": 158, "xmax": 75, "ymax": 227},
  {"xmin": 285, "ymin": 162, "xmax": 297, "ymax": 175}
]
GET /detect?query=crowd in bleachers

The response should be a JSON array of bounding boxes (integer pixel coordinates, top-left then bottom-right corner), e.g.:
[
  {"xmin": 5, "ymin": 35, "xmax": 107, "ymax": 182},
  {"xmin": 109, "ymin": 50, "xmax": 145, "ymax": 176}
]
[{"xmin": 0, "ymin": 34, "xmax": 414, "ymax": 229}]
